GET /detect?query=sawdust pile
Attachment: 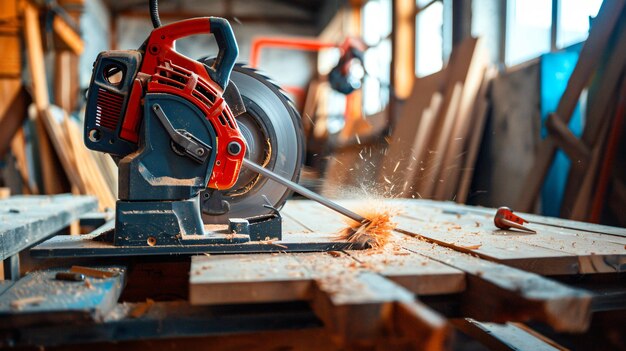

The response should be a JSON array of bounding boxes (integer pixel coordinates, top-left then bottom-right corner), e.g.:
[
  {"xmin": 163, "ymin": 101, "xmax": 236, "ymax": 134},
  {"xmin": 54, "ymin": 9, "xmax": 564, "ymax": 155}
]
[{"xmin": 337, "ymin": 206, "xmax": 399, "ymax": 249}]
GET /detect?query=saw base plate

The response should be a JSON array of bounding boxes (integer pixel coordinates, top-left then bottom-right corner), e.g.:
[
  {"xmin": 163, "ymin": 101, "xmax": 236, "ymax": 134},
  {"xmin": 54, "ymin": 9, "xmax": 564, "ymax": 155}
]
[{"xmin": 30, "ymin": 224, "xmax": 366, "ymax": 258}]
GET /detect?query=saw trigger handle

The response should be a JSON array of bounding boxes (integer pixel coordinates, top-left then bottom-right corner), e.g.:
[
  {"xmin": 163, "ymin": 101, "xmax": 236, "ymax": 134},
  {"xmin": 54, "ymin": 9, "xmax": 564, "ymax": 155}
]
[
  {"xmin": 206, "ymin": 18, "xmax": 238, "ymax": 90},
  {"xmin": 148, "ymin": 17, "xmax": 238, "ymax": 91}
]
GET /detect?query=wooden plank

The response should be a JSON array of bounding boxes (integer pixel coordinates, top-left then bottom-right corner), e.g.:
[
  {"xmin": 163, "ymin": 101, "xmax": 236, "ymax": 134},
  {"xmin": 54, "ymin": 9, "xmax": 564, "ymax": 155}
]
[
  {"xmin": 0, "ymin": 0, "xmax": 18, "ymax": 23},
  {"xmin": 482, "ymin": 62, "xmax": 541, "ymax": 208},
  {"xmin": 52, "ymin": 16, "xmax": 84, "ymax": 55},
  {"xmin": 189, "ymin": 250, "xmax": 450, "ymax": 349},
  {"xmin": 0, "ymin": 267, "xmax": 125, "ymax": 328},
  {"xmin": 414, "ymin": 82, "xmax": 463, "ymax": 198},
  {"xmin": 565, "ymin": 113, "xmax": 610, "ymax": 220},
  {"xmin": 454, "ymin": 319, "xmax": 568, "ymax": 351},
  {"xmin": 516, "ymin": 0, "xmax": 626, "ymax": 211},
  {"xmin": 10, "ymin": 128, "xmax": 39, "ymax": 194},
  {"xmin": 545, "ymin": 113, "xmax": 590, "ymax": 165},
  {"xmin": 415, "ymin": 37, "xmax": 481, "ymax": 199},
  {"xmin": 394, "ymin": 202, "xmax": 626, "ymax": 275},
  {"xmin": 286, "ymin": 198, "xmax": 593, "ymax": 330},
  {"xmin": 399, "ymin": 238, "xmax": 592, "ymax": 332},
  {"xmin": 0, "ymin": 80, "xmax": 27, "ymax": 157},
  {"xmin": 189, "ymin": 249, "xmax": 466, "ymax": 299},
  {"xmin": 294, "ymin": 252, "xmax": 450, "ymax": 349},
  {"xmin": 434, "ymin": 39, "xmax": 488, "ymax": 200},
  {"xmin": 189, "ymin": 254, "xmax": 313, "ymax": 305},
  {"xmin": 456, "ymin": 67, "xmax": 497, "ymax": 203},
  {"xmin": 398, "ymin": 200, "xmax": 626, "ymax": 248},
  {"xmin": 0, "ymin": 17, "xmax": 20, "ymax": 77},
  {"xmin": 401, "ymin": 92, "xmax": 443, "ymax": 196},
  {"xmin": 561, "ymin": 20, "xmax": 626, "ymax": 219},
  {"xmin": 0, "ymin": 195, "xmax": 97, "ymax": 260},
  {"xmin": 381, "ymin": 70, "xmax": 445, "ymax": 196},
  {"xmin": 306, "ymin": 198, "xmax": 591, "ymax": 275},
  {"xmin": 286, "ymin": 198, "xmax": 626, "ymax": 275},
  {"xmin": 281, "ymin": 200, "xmax": 348, "ymax": 234},
  {"xmin": 0, "ymin": 34, "xmax": 20, "ymax": 78},
  {"xmin": 346, "ymin": 247, "xmax": 466, "ymax": 295},
  {"xmin": 406, "ymin": 198, "xmax": 626, "ymax": 237},
  {"xmin": 23, "ymin": 1, "xmax": 67, "ymax": 194},
  {"xmin": 285, "ymin": 200, "xmax": 599, "ymax": 276},
  {"xmin": 590, "ymin": 78, "xmax": 626, "ymax": 222}
]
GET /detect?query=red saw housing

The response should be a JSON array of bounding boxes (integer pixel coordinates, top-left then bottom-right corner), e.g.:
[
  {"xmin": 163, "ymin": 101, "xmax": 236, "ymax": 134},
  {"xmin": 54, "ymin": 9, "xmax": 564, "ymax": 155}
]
[{"xmin": 121, "ymin": 18, "xmax": 246, "ymax": 190}]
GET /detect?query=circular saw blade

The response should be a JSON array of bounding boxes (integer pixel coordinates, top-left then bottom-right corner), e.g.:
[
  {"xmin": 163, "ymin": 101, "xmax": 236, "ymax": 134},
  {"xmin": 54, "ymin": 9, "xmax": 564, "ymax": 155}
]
[{"xmin": 202, "ymin": 64, "xmax": 304, "ymax": 223}]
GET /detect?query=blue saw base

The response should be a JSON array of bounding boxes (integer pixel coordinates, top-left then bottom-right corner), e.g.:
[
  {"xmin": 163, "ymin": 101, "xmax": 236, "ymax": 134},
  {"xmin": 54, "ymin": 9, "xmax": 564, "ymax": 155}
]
[{"xmin": 29, "ymin": 221, "xmax": 365, "ymax": 258}]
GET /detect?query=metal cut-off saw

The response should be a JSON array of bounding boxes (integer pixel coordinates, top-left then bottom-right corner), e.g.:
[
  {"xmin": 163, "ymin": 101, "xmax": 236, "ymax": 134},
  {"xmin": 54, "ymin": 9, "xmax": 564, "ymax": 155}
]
[{"xmin": 32, "ymin": 0, "xmax": 368, "ymax": 257}]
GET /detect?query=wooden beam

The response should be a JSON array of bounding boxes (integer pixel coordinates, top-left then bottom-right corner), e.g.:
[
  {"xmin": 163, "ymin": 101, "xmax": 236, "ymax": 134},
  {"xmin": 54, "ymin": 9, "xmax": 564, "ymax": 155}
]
[
  {"xmin": 399, "ymin": 238, "xmax": 592, "ymax": 332},
  {"xmin": 52, "ymin": 15, "xmax": 84, "ymax": 55},
  {"xmin": 23, "ymin": 1, "xmax": 67, "ymax": 194},
  {"xmin": 590, "ymin": 78, "xmax": 626, "ymax": 222},
  {"xmin": 456, "ymin": 67, "xmax": 497, "ymax": 203},
  {"xmin": 0, "ymin": 82, "xmax": 28, "ymax": 157},
  {"xmin": 297, "ymin": 252, "xmax": 450, "ymax": 349},
  {"xmin": 189, "ymin": 251, "xmax": 451, "ymax": 349},
  {"xmin": 545, "ymin": 113, "xmax": 590, "ymax": 165},
  {"xmin": 189, "ymin": 254, "xmax": 313, "ymax": 305},
  {"xmin": 560, "ymin": 19, "xmax": 626, "ymax": 218}
]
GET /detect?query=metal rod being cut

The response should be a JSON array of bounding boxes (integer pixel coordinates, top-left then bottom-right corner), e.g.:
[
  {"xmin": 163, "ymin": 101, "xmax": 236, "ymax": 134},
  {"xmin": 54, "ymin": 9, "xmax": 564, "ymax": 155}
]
[{"xmin": 242, "ymin": 159, "xmax": 368, "ymax": 224}]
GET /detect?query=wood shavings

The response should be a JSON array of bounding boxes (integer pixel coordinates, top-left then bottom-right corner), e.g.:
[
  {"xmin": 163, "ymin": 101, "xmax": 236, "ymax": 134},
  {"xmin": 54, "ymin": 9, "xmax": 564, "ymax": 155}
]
[
  {"xmin": 129, "ymin": 298, "xmax": 154, "ymax": 318},
  {"xmin": 336, "ymin": 207, "xmax": 398, "ymax": 249},
  {"xmin": 327, "ymin": 251, "xmax": 342, "ymax": 257},
  {"xmin": 260, "ymin": 239, "xmax": 288, "ymax": 249},
  {"xmin": 11, "ymin": 296, "xmax": 45, "ymax": 309},
  {"xmin": 461, "ymin": 244, "xmax": 482, "ymax": 250}
]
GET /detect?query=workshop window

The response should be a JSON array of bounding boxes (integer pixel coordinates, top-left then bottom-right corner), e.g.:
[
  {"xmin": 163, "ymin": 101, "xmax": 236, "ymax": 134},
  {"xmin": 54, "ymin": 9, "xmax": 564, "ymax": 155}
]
[
  {"xmin": 505, "ymin": 0, "xmax": 604, "ymax": 66},
  {"xmin": 415, "ymin": 0, "xmax": 444, "ymax": 77},
  {"xmin": 505, "ymin": 0, "xmax": 552, "ymax": 66},
  {"xmin": 362, "ymin": 0, "xmax": 392, "ymax": 115},
  {"xmin": 556, "ymin": 0, "xmax": 603, "ymax": 48}
]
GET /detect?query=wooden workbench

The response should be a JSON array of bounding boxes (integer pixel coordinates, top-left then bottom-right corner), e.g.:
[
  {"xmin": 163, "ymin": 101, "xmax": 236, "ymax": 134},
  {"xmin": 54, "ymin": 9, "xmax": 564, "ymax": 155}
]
[{"xmin": 1, "ymin": 196, "xmax": 625, "ymax": 350}]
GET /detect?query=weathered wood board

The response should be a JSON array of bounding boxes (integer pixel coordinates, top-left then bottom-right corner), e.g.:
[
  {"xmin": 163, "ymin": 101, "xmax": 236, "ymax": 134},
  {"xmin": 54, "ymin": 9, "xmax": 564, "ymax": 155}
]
[
  {"xmin": 0, "ymin": 195, "xmax": 98, "ymax": 260},
  {"xmin": 190, "ymin": 251, "xmax": 451, "ymax": 349},
  {"xmin": 0, "ymin": 267, "xmax": 125, "ymax": 328},
  {"xmin": 283, "ymin": 199, "xmax": 626, "ymax": 276},
  {"xmin": 282, "ymin": 200, "xmax": 595, "ymax": 332}
]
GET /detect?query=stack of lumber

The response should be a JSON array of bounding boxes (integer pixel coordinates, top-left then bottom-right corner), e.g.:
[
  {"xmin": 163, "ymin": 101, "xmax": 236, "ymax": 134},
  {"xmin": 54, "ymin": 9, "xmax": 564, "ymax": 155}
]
[
  {"xmin": 379, "ymin": 37, "xmax": 493, "ymax": 202},
  {"xmin": 14, "ymin": 1, "xmax": 116, "ymax": 210}
]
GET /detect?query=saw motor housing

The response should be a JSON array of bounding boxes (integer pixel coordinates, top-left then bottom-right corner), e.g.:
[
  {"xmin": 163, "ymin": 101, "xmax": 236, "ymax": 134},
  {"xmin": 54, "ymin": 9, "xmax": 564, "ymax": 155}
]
[{"xmin": 85, "ymin": 17, "xmax": 259, "ymax": 246}]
